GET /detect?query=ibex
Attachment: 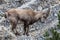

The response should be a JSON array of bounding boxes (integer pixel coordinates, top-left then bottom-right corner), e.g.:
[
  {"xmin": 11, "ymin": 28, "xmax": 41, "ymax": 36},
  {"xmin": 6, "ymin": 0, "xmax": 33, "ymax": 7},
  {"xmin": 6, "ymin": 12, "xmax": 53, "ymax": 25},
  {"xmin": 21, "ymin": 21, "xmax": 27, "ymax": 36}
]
[{"xmin": 4, "ymin": 8, "xmax": 50, "ymax": 36}]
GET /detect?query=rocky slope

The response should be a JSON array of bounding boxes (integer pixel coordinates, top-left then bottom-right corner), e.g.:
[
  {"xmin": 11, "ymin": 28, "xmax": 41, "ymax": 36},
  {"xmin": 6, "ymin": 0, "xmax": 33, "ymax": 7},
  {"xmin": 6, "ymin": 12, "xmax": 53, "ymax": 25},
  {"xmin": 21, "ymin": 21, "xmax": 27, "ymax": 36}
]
[{"xmin": 0, "ymin": 0, "xmax": 60, "ymax": 40}]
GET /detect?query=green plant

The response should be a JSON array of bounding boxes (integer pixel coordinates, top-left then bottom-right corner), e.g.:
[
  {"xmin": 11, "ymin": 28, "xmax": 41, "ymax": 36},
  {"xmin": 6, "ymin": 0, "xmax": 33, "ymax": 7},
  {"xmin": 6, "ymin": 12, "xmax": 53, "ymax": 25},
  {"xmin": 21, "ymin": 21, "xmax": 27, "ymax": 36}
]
[
  {"xmin": 43, "ymin": 31, "xmax": 49, "ymax": 37},
  {"xmin": 44, "ymin": 11, "xmax": 60, "ymax": 40},
  {"xmin": 57, "ymin": 11, "xmax": 60, "ymax": 29}
]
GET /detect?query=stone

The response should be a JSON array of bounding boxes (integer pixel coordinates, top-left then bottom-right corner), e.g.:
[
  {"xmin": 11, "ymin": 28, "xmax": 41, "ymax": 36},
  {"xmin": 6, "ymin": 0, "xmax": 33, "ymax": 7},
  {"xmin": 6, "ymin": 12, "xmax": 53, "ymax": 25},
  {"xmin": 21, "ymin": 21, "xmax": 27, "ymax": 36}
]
[
  {"xmin": 17, "ymin": 36, "xmax": 34, "ymax": 40},
  {"xmin": 0, "ymin": 0, "xmax": 60, "ymax": 40}
]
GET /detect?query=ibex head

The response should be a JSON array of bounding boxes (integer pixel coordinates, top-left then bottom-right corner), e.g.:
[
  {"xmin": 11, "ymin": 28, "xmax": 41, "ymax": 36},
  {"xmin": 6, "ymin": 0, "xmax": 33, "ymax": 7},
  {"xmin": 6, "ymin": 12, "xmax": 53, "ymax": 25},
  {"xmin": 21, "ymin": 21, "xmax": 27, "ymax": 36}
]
[
  {"xmin": 34, "ymin": 7, "xmax": 50, "ymax": 23},
  {"xmin": 41, "ymin": 8, "xmax": 50, "ymax": 23}
]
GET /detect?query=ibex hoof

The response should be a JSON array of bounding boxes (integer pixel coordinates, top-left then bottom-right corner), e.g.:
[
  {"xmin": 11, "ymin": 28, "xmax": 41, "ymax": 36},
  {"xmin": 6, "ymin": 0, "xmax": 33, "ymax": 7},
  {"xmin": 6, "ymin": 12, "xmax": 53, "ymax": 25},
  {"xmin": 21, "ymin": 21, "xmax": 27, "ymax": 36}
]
[
  {"xmin": 26, "ymin": 33, "xmax": 29, "ymax": 36},
  {"xmin": 23, "ymin": 33, "xmax": 25, "ymax": 35}
]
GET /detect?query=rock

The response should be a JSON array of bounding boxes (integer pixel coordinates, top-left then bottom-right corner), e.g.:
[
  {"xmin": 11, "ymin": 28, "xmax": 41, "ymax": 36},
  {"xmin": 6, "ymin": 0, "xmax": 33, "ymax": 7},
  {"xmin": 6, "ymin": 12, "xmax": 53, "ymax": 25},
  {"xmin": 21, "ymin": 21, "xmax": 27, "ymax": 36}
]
[
  {"xmin": 17, "ymin": 36, "xmax": 34, "ymax": 40},
  {"xmin": 0, "ymin": 26, "xmax": 17, "ymax": 40},
  {"xmin": 0, "ymin": 0, "xmax": 60, "ymax": 40},
  {"xmin": 0, "ymin": 26, "xmax": 5, "ymax": 40}
]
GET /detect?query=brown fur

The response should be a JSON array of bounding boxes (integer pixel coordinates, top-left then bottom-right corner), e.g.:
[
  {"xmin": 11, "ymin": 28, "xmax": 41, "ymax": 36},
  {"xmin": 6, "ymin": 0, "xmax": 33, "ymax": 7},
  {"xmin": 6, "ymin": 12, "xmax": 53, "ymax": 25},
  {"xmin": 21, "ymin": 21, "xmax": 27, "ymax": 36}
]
[{"xmin": 4, "ymin": 8, "xmax": 50, "ymax": 36}]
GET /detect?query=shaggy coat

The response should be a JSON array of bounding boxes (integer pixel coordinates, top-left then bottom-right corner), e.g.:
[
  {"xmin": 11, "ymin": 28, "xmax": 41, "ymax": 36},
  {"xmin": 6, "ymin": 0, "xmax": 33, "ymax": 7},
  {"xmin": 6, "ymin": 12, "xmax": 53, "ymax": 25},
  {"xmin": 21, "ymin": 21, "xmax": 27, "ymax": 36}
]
[{"xmin": 4, "ymin": 8, "xmax": 50, "ymax": 36}]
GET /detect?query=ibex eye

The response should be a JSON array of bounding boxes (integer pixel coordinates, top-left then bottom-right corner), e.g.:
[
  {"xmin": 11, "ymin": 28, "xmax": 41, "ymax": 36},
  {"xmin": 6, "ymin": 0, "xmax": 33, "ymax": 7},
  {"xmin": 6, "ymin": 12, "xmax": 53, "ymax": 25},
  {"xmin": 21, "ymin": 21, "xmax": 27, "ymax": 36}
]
[{"xmin": 43, "ymin": 15, "xmax": 47, "ymax": 19}]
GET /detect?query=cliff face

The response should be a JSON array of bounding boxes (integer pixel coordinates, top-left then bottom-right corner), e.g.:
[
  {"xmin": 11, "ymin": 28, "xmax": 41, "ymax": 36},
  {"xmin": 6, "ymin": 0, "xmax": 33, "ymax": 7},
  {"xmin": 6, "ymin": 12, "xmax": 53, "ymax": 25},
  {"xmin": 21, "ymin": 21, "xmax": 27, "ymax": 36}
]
[{"xmin": 0, "ymin": 0, "xmax": 60, "ymax": 40}]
